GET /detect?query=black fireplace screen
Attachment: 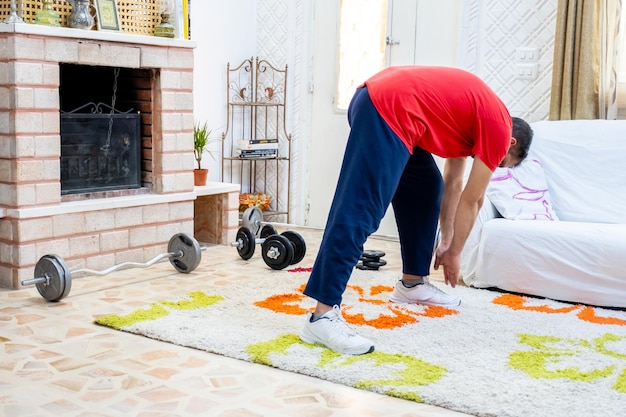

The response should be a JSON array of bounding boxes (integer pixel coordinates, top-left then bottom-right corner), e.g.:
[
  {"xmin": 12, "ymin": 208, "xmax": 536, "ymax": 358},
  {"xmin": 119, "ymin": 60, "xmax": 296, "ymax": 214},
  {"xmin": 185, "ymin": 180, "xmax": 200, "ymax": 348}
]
[{"xmin": 60, "ymin": 109, "xmax": 141, "ymax": 195}]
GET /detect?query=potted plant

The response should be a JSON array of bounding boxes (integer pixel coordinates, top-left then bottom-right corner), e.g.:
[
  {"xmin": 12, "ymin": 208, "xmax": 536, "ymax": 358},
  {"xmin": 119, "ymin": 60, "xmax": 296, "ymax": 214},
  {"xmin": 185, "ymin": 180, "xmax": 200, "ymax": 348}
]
[{"xmin": 193, "ymin": 121, "xmax": 218, "ymax": 186}]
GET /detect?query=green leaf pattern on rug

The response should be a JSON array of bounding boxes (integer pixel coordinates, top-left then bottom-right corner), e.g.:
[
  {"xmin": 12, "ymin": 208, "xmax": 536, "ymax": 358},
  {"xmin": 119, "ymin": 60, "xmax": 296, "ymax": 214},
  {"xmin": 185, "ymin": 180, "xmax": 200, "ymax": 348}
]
[
  {"xmin": 95, "ymin": 291, "xmax": 225, "ymax": 329},
  {"xmin": 159, "ymin": 291, "xmax": 224, "ymax": 310},
  {"xmin": 246, "ymin": 334, "xmax": 447, "ymax": 403},
  {"xmin": 510, "ymin": 333, "xmax": 626, "ymax": 393}
]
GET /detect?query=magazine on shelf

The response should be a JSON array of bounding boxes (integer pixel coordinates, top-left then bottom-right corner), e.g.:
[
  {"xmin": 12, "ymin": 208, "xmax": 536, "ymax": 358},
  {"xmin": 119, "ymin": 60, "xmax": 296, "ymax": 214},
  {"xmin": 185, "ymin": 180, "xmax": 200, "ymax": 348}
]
[
  {"xmin": 237, "ymin": 140, "xmax": 279, "ymax": 151},
  {"xmin": 249, "ymin": 138, "xmax": 279, "ymax": 144},
  {"xmin": 238, "ymin": 149, "xmax": 279, "ymax": 158}
]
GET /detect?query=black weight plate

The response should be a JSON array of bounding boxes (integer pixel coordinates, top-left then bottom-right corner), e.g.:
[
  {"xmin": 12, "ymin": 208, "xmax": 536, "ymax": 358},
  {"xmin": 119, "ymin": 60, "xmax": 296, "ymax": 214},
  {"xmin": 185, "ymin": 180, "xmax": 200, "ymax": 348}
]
[
  {"xmin": 168, "ymin": 233, "xmax": 202, "ymax": 273},
  {"xmin": 281, "ymin": 231, "xmax": 306, "ymax": 264},
  {"xmin": 362, "ymin": 259, "xmax": 387, "ymax": 268},
  {"xmin": 34, "ymin": 254, "xmax": 71, "ymax": 302},
  {"xmin": 260, "ymin": 224, "xmax": 277, "ymax": 239},
  {"xmin": 261, "ymin": 235, "xmax": 294, "ymax": 270},
  {"xmin": 356, "ymin": 263, "xmax": 380, "ymax": 271},
  {"xmin": 361, "ymin": 249, "xmax": 385, "ymax": 260},
  {"xmin": 235, "ymin": 227, "xmax": 256, "ymax": 260}
]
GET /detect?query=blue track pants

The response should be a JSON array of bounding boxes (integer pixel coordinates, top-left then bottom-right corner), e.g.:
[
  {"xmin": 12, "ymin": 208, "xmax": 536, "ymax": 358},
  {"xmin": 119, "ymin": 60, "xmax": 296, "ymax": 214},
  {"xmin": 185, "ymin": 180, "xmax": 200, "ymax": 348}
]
[{"xmin": 303, "ymin": 87, "xmax": 444, "ymax": 307}]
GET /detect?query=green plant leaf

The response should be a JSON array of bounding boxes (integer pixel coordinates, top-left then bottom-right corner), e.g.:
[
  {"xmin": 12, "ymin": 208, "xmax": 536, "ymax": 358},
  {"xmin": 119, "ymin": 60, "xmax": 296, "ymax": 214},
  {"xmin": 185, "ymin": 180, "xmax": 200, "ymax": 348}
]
[{"xmin": 194, "ymin": 121, "xmax": 220, "ymax": 169}]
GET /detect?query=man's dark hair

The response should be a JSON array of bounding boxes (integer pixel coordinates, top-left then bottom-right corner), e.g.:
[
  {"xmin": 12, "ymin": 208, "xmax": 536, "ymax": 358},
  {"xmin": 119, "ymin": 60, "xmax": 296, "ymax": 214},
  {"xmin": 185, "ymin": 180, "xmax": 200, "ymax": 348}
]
[{"xmin": 511, "ymin": 117, "xmax": 533, "ymax": 163}]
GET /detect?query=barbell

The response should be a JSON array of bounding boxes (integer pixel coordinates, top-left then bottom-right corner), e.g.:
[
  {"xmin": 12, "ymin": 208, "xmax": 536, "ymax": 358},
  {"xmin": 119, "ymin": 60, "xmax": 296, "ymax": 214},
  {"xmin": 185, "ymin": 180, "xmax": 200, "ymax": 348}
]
[{"xmin": 21, "ymin": 233, "xmax": 203, "ymax": 302}]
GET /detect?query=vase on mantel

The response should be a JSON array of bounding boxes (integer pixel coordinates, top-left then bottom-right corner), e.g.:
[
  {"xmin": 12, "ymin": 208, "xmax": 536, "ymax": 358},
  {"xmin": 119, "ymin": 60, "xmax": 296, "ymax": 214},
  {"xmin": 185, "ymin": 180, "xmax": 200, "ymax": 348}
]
[
  {"xmin": 3, "ymin": 0, "xmax": 24, "ymax": 23},
  {"xmin": 67, "ymin": 0, "xmax": 95, "ymax": 30},
  {"xmin": 35, "ymin": 0, "xmax": 60, "ymax": 26}
]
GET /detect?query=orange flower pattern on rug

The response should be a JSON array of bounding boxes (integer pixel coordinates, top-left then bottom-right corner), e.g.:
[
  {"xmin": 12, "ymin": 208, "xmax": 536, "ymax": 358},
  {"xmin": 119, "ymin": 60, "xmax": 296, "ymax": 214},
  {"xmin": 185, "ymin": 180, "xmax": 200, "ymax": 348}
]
[
  {"xmin": 254, "ymin": 283, "xmax": 458, "ymax": 330},
  {"xmin": 493, "ymin": 294, "xmax": 626, "ymax": 326}
]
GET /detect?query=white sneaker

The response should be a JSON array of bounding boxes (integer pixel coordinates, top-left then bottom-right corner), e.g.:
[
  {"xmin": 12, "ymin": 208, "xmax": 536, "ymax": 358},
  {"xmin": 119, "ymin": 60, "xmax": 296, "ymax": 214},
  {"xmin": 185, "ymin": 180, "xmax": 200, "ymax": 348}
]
[
  {"xmin": 390, "ymin": 278, "xmax": 461, "ymax": 307},
  {"xmin": 300, "ymin": 305, "xmax": 374, "ymax": 355}
]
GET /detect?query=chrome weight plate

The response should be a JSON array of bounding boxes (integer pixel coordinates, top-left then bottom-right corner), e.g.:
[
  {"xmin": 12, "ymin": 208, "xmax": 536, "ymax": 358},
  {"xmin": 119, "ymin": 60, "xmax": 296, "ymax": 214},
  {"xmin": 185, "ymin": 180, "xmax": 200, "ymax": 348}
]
[
  {"xmin": 241, "ymin": 206, "xmax": 263, "ymax": 236},
  {"xmin": 168, "ymin": 233, "xmax": 202, "ymax": 273}
]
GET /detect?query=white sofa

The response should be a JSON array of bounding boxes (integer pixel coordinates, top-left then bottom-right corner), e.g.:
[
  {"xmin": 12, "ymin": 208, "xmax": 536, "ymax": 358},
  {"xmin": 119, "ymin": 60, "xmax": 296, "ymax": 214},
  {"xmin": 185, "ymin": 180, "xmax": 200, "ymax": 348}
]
[{"xmin": 461, "ymin": 119, "xmax": 626, "ymax": 308}]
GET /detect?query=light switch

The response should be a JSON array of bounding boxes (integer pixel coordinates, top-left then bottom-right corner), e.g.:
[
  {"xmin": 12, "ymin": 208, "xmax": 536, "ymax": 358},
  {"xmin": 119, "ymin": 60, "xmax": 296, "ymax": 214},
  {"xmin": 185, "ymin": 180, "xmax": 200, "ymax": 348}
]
[
  {"xmin": 515, "ymin": 47, "xmax": 539, "ymax": 62},
  {"xmin": 515, "ymin": 63, "xmax": 539, "ymax": 80}
]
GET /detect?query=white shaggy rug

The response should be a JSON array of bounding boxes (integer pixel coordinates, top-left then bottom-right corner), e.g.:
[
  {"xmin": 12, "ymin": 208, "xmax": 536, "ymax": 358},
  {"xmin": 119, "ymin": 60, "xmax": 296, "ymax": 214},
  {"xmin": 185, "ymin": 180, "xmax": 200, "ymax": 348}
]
[{"xmin": 95, "ymin": 268, "xmax": 626, "ymax": 417}]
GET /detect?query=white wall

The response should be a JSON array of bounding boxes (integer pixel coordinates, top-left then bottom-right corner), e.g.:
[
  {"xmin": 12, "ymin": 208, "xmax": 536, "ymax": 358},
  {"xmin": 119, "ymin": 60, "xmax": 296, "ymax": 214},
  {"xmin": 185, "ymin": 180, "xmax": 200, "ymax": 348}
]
[
  {"xmin": 255, "ymin": 0, "xmax": 313, "ymax": 226},
  {"xmin": 190, "ymin": 1, "xmax": 257, "ymax": 180},
  {"xmin": 460, "ymin": 0, "xmax": 557, "ymax": 122},
  {"xmin": 190, "ymin": 0, "xmax": 558, "ymax": 232}
]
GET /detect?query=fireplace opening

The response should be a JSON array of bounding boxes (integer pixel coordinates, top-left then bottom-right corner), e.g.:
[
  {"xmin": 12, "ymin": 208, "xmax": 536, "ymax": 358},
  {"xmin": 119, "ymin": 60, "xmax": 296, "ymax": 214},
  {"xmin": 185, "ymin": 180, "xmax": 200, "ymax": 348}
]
[
  {"xmin": 59, "ymin": 64, "xmax": 153, "ymax": 198},
  {"xmin": 60, "ymin": 109, "xmax": 141, "ymax": 194}
]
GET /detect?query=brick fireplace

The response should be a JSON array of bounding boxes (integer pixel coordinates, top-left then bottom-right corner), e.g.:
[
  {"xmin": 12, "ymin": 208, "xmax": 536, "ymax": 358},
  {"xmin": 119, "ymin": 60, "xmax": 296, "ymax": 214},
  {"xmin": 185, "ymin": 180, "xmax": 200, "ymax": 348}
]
[{"xmin": 0, "ymin": 24, "xmax": 239, "ymax": 290}]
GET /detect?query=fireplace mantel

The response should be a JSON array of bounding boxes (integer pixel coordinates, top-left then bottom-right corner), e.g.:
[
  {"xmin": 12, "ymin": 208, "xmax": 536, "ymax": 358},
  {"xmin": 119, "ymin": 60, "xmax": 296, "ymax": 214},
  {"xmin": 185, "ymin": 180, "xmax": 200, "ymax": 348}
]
[{"xmin": 0, "ymin": 22, "xmax": 195, "ymax": 49}]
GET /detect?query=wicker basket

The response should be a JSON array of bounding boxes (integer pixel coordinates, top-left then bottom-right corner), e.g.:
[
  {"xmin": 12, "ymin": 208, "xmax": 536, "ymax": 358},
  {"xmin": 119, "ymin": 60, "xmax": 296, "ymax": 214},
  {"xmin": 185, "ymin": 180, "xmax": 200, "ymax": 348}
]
[{"xmin": 0, "ymin": 0, "xmax": 160, "ymax": 36}]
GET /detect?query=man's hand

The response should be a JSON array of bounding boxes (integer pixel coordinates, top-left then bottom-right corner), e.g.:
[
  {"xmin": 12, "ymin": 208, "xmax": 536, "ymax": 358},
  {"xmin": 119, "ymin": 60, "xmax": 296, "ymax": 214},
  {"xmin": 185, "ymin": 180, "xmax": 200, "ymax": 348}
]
[
  {"xmin": 435, "ymin": 156, "xmax": 493, "ymax": 288},
  {"xmin": 433, "ymin": 247, "xmax": 461, "ymax": 288}
]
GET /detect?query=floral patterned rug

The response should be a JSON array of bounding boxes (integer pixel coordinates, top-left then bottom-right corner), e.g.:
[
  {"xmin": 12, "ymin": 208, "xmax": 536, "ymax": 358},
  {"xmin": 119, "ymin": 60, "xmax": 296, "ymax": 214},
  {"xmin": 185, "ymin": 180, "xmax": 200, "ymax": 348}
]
[{"xmin": 95, "ymin": 268, "xmax": 626, "ymax": 417}]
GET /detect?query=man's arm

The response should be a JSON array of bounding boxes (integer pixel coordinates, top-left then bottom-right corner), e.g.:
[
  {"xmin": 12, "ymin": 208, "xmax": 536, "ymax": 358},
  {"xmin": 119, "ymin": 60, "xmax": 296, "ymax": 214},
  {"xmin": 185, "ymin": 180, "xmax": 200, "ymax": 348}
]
[
  {"xmin": 438, "ymin": 158, "xmax": 466, "ymax": 250},
  {"xmin": 435, "ymin": 157, "xmax": 494, "ymax": 286}
]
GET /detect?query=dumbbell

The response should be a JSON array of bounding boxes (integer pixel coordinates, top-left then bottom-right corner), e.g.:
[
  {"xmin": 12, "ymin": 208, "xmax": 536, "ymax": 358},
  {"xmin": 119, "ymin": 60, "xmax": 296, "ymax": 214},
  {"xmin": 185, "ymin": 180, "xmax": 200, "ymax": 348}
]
[
  {"xmin": 231, "ymin": 224, "xmax": 278, "ymax": 260},
  {"xmin": 356, "ymin": 249, "xmax": 387, "ymax": 270},
  {"xmin": 20, "ymin": 233, "xmax": 203, "ymax": 302},
  {"xmin": 262, "ymin": 231, "xmax": 307, "ymax": 270},
  {"xmin": 231, "ymin": 226, "xmax": 306, "ymax": 270}
]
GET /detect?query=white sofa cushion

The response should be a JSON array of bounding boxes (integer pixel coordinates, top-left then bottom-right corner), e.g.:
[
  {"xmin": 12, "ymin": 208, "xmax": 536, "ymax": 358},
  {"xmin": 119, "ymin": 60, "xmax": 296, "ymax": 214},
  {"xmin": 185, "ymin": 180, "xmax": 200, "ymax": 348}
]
[
  {"xmin": 486, "ymin": 158, "xmax": 559, "ymax": 221},
  {"xmin": 530, "ymin": 120, "xmax": 626, "ymax": 223}
]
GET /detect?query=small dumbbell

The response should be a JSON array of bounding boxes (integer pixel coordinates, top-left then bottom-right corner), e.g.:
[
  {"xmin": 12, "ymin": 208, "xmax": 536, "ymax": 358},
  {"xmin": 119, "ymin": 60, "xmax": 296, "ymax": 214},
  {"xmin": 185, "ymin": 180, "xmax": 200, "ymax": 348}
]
[
  {"xmin": 261, "ymin": 231, "xmax": 307, "ymax": 270},
  {"xmin": 356, "ymin": 249, "xmax": 387, "ymax": 270},
  {"xmin": 231, "ymin": 226, "xmax": 306, "ymax": 270},
  {"xmin": 231, "ymin": 225, "xmax": 277, "ymax": 260}
]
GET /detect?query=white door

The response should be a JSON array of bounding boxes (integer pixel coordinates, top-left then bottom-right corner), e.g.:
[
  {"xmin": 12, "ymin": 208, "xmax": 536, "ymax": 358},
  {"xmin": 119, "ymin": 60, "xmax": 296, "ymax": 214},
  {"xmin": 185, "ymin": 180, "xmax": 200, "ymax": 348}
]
[{"xmin": 305, "ymin": 0, "xmax": 461, "ymax": 236}]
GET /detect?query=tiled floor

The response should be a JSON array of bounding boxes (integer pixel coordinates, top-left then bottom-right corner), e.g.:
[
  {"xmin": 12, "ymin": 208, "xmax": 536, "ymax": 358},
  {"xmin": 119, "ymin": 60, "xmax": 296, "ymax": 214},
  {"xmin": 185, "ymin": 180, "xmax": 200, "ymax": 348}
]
[{"xmin": 0, "ymin": 226, "xmax": 472, "ymax": 417}]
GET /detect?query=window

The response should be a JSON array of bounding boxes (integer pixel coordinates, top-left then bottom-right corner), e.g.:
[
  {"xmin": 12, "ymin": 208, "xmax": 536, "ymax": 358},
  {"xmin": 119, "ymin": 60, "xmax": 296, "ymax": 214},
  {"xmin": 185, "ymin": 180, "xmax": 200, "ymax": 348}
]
[{"xmin": 336, "ymin": 0, "xmax": 388, "ymax": 110}]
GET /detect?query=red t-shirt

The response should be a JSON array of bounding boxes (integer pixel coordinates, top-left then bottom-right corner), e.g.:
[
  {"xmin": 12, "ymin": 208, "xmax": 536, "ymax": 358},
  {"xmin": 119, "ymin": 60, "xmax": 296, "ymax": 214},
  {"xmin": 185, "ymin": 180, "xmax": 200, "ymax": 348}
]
[{"xmin": 364, "ymin": 66, "xmax": 512, "ymax": 171}]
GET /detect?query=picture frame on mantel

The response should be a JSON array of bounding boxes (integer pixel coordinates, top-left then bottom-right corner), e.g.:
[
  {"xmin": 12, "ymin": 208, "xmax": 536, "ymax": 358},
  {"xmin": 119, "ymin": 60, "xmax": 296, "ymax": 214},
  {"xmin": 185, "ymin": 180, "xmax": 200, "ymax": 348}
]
[{"xmin": 94, "ymin": 0, "xmax": 121, "ymax": 32}]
